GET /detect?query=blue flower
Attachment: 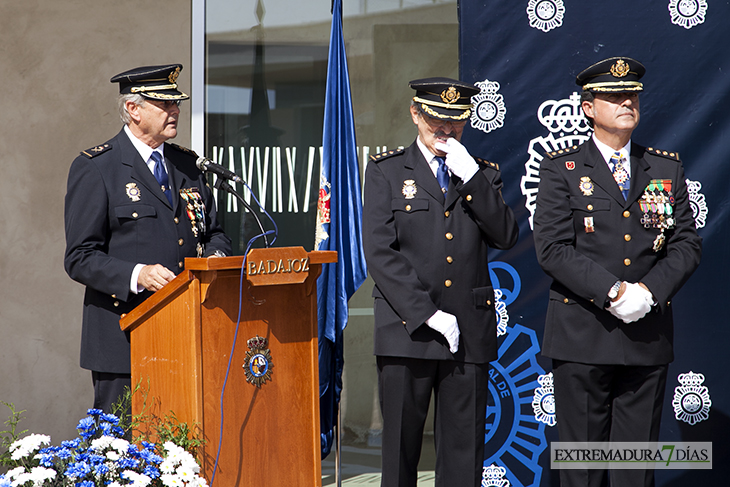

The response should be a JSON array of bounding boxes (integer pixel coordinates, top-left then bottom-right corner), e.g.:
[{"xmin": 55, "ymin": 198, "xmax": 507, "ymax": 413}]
[
  {"xmin": 57, "ymin": 448, "xmax": 73, "ymax": 460},
  {"xmin": 86, "ymin": 409, "xmax": 103, "ymax": 416},
  {"xmin": 100, "ymin": 413, "xmax": 120, "ymax": 425},
  {"xmin": 139, "ymin": 449, "xmax": 163, "ymax": 464},
  {"xmin": 117, "ymin": 457, "xmax": 140, "ymax": 469},
  {"xmin": 88, "ymin": 453, "xmax": 106, "ymax": 465},
  {"xmin": 76, "ymin": 417, "xmax": 97, "ymax": 438},
  {"xmin": 143, "ymin": 465, "xmax": 161, "ymax": 479},
  {"xmin": 62, "ymin": 438, "xmax": 82, "ymax": 449},
  {"xmin": 77, "ymin": 480, "xmax": 95, "ymax": 487},
  {"xmin": 65, "ymin": 461, "xmax": 92, "ymax": 478},
  {"xmin": 94, "ymin": 463, "xmax": 110, "ymax": 476},
  {"xmin": 38, "ymin": 454, "xmax": 56, "ymax": 467},
  {"xmin": 0, "ymin": 476, "xmax": 11, "ymax": 487}
]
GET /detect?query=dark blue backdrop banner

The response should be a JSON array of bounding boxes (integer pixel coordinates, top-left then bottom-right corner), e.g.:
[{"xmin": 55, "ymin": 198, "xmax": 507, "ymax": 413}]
[{"xmin": 458, "ymin": 1, "xmax": 728, "ymax": 485}]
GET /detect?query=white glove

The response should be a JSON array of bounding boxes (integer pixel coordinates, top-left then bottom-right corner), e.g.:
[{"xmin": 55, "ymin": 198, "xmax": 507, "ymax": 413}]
[
  {"xmin": 434, "ymin": 138, "xmax": 479, "ymax": 183},
  {"xmin": 608, "ymin": 282, "xmax": 653, "ymax": 323},
  {"xmin": 426, "ymin": 310, "xmax": 460, "ymax": 353}
]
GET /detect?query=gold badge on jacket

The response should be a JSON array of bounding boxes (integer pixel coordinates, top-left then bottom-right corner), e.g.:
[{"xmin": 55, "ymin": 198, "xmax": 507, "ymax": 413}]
[
  {"xmin": 579, "ymin": 177, "xmax": 594, "ymax": 196},
  {"xmin": 402, "ymin": 180, "xmax": 417, "ymax": 199},
  {"xmin": 125, "ymin": 183, "xmax": 141, "ymax": 202}
]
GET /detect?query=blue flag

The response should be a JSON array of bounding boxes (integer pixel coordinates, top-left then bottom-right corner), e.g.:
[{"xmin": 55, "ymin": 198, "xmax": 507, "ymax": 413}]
[{"xmin": 315, "ymin": 0, "xmax": 367, "ymax": 460}]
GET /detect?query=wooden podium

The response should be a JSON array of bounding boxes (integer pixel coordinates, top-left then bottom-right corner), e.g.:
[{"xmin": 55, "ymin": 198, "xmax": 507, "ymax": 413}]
[{"xmin": 119, "ymin": 247, "xmax": 337, "ymax": 487}]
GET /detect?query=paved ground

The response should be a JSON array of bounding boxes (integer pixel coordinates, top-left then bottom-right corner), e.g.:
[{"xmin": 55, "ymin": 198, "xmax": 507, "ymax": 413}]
[{"xmin": 322, "ymin": 436, "xmax": 436, "ymax": 486}]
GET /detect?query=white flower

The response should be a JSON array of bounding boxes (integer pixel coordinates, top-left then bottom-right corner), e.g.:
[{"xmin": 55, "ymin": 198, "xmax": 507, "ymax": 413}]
[
  {"xmin": 90, "ymin": 435, "xmax": 114, "ymax": 451},
  {"xmin": 161, "ymin": 474, "xmax": 184, "ymax": 487},
  {"xmin": 111, "ymin": 438, "xmax": 130, "ymax": 453},
  {"xmin": 176, "ymin": 466, "xmax": 197, "ymax": 482},
  {"xmin": 188, "ymin": 477, "xmax": 209, "ymax": 487},
  {"xmin": 121, "ymin": 470, "xmax": 152, "ymax": 487},
  {"xmin": 28, "ymin": 467, "xmax": 56, "ymax": 486},
  {"xmin": 108, "ymin": 483, "xmax": 123, "ymax": 487},
  {"xmin": 106, "ymin": 450, "xmax": 120, "ymax": 461},
  {"xmin": 160, "ymin": 459, "xmax": 177, "ymax": 474},
  {"xmin": 9, "ymin": 434, "xmax": 51, "ymax": 460},
  {"xmin": 5, "ymin": 467, "xmax": 25, "ymax": 479}
]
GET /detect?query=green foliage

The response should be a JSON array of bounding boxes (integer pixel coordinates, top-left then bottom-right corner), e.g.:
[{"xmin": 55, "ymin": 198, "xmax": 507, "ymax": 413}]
[
  {"xmin": 0, "ymin": 402, "xmax": 28, "ymax": 468},
  {"xmin": 112, "ymin": 381, "xmax": 205, "ymax": 457}
]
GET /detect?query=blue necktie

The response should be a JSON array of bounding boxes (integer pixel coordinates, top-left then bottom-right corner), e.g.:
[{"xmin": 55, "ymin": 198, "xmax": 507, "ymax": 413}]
[
  {"xmin": 435, "ymin": 156, "xmax": 449, "ymax": 196},
  {"xmin": 151, "ymin": 151, "xmax": 172, "ymax": 205},
  {"xmin": 609, "ymin": 151, "xmax": 630, "ymax": 200}
]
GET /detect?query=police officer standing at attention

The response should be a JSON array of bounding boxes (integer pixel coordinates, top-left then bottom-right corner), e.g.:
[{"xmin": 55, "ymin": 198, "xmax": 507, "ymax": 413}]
[
  {"xmin": 363, "ymin": 78, "xmax": 518, "ymax": 487},
  {"xmin": 533, "ymin": 58, "xmax": 702, "ymax": 486},
  {"xmin": 64, "ymin": 64, "xmax": 231, "ymax": 413}
]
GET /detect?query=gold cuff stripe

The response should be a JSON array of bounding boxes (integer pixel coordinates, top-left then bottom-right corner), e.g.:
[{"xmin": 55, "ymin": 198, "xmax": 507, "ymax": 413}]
[
  {"xmin": 131, "ymin": 83, "xmax": 179, "ymax": 93},
  {"xmin": 420, "ymin": 103, "xmax": 471, "ymax": 120},
  {"xmin": 413, "ymin": 96, "xmax": 472, "ymax": 110}
]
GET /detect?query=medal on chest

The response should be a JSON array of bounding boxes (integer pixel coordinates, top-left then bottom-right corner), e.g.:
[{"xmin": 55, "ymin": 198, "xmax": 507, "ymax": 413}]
[
  {"xmin": 179, "ymin": 187, "xmax": 207, "ymax": 237},
  {"xmin": 640, "ymin": 179, "xmax": 674, "ymax": 252}
]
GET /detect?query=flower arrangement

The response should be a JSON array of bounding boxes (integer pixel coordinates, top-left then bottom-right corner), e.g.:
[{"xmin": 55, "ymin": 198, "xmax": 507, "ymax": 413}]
[{"xmin": 0, "ymin": 408, "xmax": 207, "ymax": 487}]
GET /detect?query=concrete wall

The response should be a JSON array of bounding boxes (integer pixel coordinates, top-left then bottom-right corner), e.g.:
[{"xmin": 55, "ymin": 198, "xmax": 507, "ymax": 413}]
[{"xmin": 0, "ymin": 0, "xmax": 192, "ymax": 443}]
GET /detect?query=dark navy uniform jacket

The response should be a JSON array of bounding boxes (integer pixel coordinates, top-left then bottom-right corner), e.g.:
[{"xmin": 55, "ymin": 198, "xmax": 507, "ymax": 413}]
[
  {"xmin": 363, "ymin": 141, "xmax": 518, "ymax": 364},
  {"xmin": 64, "ymin": 129, "xmax": 231, "ymax": 373},
  {"xmin": 533, "ymin": 139, "xmax": 701, "ymax": 366}
]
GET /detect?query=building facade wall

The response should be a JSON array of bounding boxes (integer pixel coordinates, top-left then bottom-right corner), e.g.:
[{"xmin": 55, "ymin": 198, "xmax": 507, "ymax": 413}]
[{"xmin": 0, "ymin": 0, "xmax": 192, "ymax": 442}]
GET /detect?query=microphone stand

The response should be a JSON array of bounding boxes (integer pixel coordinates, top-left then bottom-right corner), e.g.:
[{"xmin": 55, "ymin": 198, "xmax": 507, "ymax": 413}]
[{"xmin": 214, "ymin": 177, "xmax": 270, "ymax": 248}]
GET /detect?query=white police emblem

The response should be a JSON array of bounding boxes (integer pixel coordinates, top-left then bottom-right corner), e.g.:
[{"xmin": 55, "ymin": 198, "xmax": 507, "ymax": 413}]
[
  {"xmin": 471, "ymin": 79, "xmax": 507, "ymax": 134},
  {"xmin": 521, "ymin": 92, "xmax": 592, "ymax": 228},
  {"xmin": 526, "ymin": 0, "xmax": 566, "ymax": 33},
  {"xmin": 672, "ymin": 371, "xmax": 712, "ymax": 425},
  {"xmin": 482, "ymin": 464, "xmax": 510, "ymax": 487},
  {"xmin": 532, "ymin": 372, "xmax": 557, "ymax": 427},
  {"xmin": 494, "ymin": 288, "xmax": 509, "ymax": 337},
  {"xmin": 686, "ymin": 178, "xmax": 708, "ymax": 229},
  {"xmin": 668, "ymin": 0, "xmax": 708, "ymax": 29}
]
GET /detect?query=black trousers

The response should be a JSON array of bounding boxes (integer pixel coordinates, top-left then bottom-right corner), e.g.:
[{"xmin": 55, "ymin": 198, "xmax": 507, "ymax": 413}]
[
  {"xmin": 91, "ymin": 371, "xmax": 131, "ymax": 415},
  {"xmin": 377, "ymin": 356, "xmax": 489, "ymax": 487},
  {"xmin": 552, "ymin": 360, "xmax": 668, "ymax": 487}
]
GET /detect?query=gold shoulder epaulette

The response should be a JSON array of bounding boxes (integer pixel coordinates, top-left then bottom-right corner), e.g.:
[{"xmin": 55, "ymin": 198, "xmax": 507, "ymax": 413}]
[
  {"xmin": 80, "ymin": 143, "xmax": 112, "ymax": 158},
  {"xmin": 646, "ymin": 147, "xmax": 680, "ymax": 161},
  {"xmin": 475, "ymin": 157, "xmax": 499, "ymax": 171},
  {"xmin": 168, "ymin": 143, "xmax": 199, "ymax": 158},
  {"xmin": 545, "ymin": 145, "xmax": 581, "ymax": 159},
  {"xmin": 369, "ymin": 148, "xmax": 405, "ymax": 163}
]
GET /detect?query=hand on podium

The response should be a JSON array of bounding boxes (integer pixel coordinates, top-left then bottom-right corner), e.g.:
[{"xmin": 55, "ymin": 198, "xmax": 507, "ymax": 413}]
[{"xmin": 138, "ymin": 264, "xmax": 175, "ymax": 292}]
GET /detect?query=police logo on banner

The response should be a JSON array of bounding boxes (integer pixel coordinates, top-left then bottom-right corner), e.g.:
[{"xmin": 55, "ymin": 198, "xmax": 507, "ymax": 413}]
[
  {"xmin": 482, "ymin": 464, "xmax": 510, "ymax": 487},
  {"xmin": 471, "ymin": 79, "xmax": 506, "ymax": 134},
  {"xmin": 686, "ymin": 178, "xmax": 708, "ymax": 228},
  {"xmin": 520, "ymin": 92, "xmax": 591, "ymax": 228},
  {"xmin": 673, "ymin": 371, "xmax": 712, "ymax": 425},
  {"xmin": 532, "ymin": 372, "xmax": 557, "ymax": 427},
  {"xmin": 526, "ymin": 0, "xmax": 566, "ymax": 33},
  {"xmin": 485, "ymin": 262, "xmax": 547, "ymax": 486},
  {"xmin": 668, "ymin": 0, "xmax": 708, "ymax": 29},
  {"xmin": 494, "ymin": 288, "xmax": 509, "ymax": 337}
]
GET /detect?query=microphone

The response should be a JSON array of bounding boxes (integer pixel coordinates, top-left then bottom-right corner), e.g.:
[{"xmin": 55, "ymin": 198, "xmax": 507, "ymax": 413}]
[{"xmin": 196, "ymin": 156, "xmax": 244, "ymax": 183}]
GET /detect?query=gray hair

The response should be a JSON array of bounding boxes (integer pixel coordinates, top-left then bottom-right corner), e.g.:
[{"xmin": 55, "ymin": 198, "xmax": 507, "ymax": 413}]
[
  {"xmin": 580, "ymin": 90, "xmax": 595, "ymax": 128},
  {"xmin": 118, "ymin": 93, "xmax": 147, "ymax": 125}
]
